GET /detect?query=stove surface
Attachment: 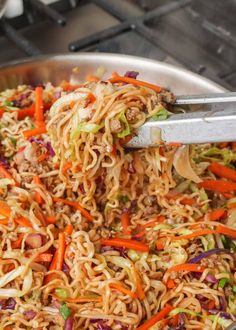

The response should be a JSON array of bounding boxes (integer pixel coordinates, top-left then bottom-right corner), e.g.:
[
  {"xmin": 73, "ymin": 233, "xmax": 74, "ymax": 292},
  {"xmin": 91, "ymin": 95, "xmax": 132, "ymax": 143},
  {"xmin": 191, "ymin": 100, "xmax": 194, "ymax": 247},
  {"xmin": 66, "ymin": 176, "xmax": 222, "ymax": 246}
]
[{"xmin": 0, "ymin": 0, "xmax": 235, "ymax": 90}]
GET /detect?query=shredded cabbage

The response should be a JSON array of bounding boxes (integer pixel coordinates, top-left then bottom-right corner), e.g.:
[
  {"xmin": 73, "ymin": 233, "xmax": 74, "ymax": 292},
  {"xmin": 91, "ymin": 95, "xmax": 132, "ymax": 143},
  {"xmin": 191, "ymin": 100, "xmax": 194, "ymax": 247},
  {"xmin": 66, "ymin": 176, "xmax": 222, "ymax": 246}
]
[
  {"xmin": 173, "ymin": 146, "xmax": 202, "ymax": 183},
  {"xmin": 72, "ymin": 122, "xmax": 104, "ymax": 139},
  {"xmin": 152, "ymin": 106, "xmax": 171, "ymax": 121},
  {"xmin": 117, "ymin": 111, "xmax": 130, "ymax": 138},
  {"xmin": 200, "ymin": 147, "xmax": 236, "ymax": 165}
]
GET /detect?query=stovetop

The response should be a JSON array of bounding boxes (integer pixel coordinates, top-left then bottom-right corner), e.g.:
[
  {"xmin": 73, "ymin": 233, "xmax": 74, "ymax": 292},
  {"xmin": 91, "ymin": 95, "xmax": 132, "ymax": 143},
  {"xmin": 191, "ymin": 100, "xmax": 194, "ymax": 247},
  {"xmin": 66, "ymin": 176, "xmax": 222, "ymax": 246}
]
[{"xmin": 0, "ymin": 0, "xmax": 235, "ymax": 90}]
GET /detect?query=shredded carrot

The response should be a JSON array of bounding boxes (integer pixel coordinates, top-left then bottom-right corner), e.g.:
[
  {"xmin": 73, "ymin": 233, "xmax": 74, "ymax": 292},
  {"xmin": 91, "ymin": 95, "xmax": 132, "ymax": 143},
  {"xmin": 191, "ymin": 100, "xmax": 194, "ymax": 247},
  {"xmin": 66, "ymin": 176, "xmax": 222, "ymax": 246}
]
[
  {"xmin": 168, "ymin": 142, "xmax": 183, "ymax": 147},
  {"xmin": 208, "ymin": 208, "xmax": 226, "ymax": 221},
  {"xmin": 219, "ymin": 142, "xmax": 229, "ymax": 149},
  {"xmin": 166, "ymin": 192, "xmax": 195, "ymax": 205},
  {"xmin": 11, "ymin": 233, "xmax": 25, "ymax": 248},
  {"xmin": 37, "ymin": 152, "xmax": 48, "ymax": 162},
  {"xmin": 0, "ymin": 200, "xmax": 12, "ymax": 217},
  {"xmin": 85, "ymin": 74, "xmax": 100, "ymax": 82},
  {"xmin": 109, "ymin": 283, "xmax": 137, "ymax": 299},
  {"xmin": 34, "ymin": 253, "xmax": 53, "ymax": 262},
  {"xmin": 101, "ymin": 237, "xmax": 149, "ymax": 252},
  {"xmin": 172, "ymin": 314, "xmax": 179, "ymax": 327},
  {"xmin": 199, "ymin": 180, "xmax": 236, "ymax": 193},
  {"xmin": 111, "ymin": 144, "xmax": 117, "ymax": 156},
  {"xmin": 86, "ymin": 92, "xmax": 96, "ymax": 105},
  {"xmin": 48, "ymin": 232, "xmax": 66, "ymax": 276},
  {"xmin": 64, "ymin": 224, "xmax": 73, "ymax": 235},
  {"xmin": 216, "ymin": 224, "xmax": 236, "ymax": 239},
  {"xmin": 156, "ymin": 239, "xmax": 165, "ymax": 251},
  {"xmin": 209, "ymin": 162, "xmax": 236, "ymax": 182},
  {"xmin": 223, "ymin": 192, "xmax": 235, "ymax": 199},
  {"xmin": 60, "ymin": 80, "xmax": 80, "ymax": 92},
  {"xmin": 15, "ymin": 216, "xmax": 32, "ymax": 228},
  {"xmin": 121, "ymin": 211, "xmax": 131, "ymax": 235},
  {"xmin": 0, "ymin": 218, "xmax": 9, "ymax": 225},
  {"xmin": 17, "ymin": 104, "xmax": 35, "ymax": 120},
  {"xmin": 62, "ymin": 162, "xmax": 72, "ymax": 175},
  {"xmin": 23, "ymin": 126, "xmax": 47, "ymax": 139},
  {"xmin": 136, "ymin": 304, "xmax": 172, "ymax": 330},
  {"xmin": 53, "ymin": 197, "xmax": 93, "ymax": 221},
  {"xmin": 34, "ymin": 86, "xmax": 44, "ymax": 125},
  {"xmin": 0, "ymin": 165, "xmax": 16, "ymax": 185},
  {"xmin": 46, "ymin": 216, "xmax": 57, "ymax": 224},
  {"xmin": 0, "ymin": 108, "xmax": 4, "ymax": 118},
  {"xmin": 227, "ymin": 202, "xmax": 236, "ymax": 209},
  {"xmin": 109, "ymin": 75, "xmax": 162, "ymax": 93},
  {"xmin": 33, "ymin": 176, "xmax": 43, "ymax": 204},
  {"xmin": 207, "ymin": 300, "xmax": 215, "ymax": 310},
  {"xmin": 166, "ymin": 278, "xmax": 176, "ymax": 289},
  {"xmin": 166, "ymin": 263, "xmax": 205, "ymax": 273},
  {"xmin": 142, "ymin": 215, "xmax": 166, "ymax": 228},
  {"xmin": 170, "ymin": 229, "xmax": 217, "ymax": 241},
  {"xmin": 134, "ymin": 268, "xmax": 145, "ymax": 300}
]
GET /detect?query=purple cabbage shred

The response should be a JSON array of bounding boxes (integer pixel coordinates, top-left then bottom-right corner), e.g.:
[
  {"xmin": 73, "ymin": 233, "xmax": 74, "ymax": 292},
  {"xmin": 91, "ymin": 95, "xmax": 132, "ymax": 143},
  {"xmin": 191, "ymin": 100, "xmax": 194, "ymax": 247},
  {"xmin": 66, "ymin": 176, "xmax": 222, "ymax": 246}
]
[
  {"xmin": 124, "ymin": 71, "xmax": 139, "ymax": 79},
  {"xmin": 29, "ymin": 138, "xmax": 55, "ymax": 157},
  {"xmin": 188, "ymin": 249, "xmax": 230, "ymax": 264},
  {"xmin": 64, "ymin": 317, "xmax": 73, "ymax": 330},
  {"xmin": 0, "ymin": 298, "xmax": 16, "ymax": 310},
  {"xmin": 0, "ymin": 155, "xmax": 9, "ymax": 168},
  {"xmin": 24, "ymin": 310, "xmax": 37, "ymax": 320}
]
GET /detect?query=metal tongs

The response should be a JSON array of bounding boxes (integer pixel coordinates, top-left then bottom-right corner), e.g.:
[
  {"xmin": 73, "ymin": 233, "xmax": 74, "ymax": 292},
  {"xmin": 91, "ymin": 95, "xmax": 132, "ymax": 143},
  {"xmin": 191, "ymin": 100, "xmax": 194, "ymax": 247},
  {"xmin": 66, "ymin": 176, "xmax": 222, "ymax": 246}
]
[{"xmin": 127, "ymin": 92, "xmax": 236, "ymax": 147}]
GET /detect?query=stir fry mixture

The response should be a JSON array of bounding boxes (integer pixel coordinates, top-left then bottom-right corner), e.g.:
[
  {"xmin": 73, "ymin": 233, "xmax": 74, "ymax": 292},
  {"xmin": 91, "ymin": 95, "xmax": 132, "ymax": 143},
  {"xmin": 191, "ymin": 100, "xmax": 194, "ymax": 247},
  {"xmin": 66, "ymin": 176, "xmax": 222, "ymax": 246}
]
[{"xmin": 0, "ymin": 70, "xmax": 235, "ymax": 330}]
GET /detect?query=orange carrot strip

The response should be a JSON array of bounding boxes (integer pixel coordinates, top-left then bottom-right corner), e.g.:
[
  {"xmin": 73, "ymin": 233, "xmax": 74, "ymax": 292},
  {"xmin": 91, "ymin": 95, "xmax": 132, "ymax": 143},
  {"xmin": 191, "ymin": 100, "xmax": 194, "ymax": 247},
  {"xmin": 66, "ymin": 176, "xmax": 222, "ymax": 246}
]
[
  {"xmin": 142, "ymin": 215, "xmax": 166, "ymax": 228},
  {"xmin": 207, "ymin": 300, "xmax": 215, "ymax": 310},
  {"xmin": 62, "ymin": 162, "xmax": 72, "ymax": 175},
  {"xmin": 166, "ymin": 279, "xmax": 176, "ymax": 289},
  {"xmin": 199, "ymin": 180, "xmax": 236, "ymax": 193},
  {"xmin": 17, "ymin": 104, "xmax": 35, "ymax": 120},
  {"xmin": 109, "ymin": 75, "xmax": 162, "ymax": 93},
  {"xmin": 209, "ymin": 162, "xmax": 236, "ymax": 182},
  {"xmin": 109, "ymin": 283, "xmax": 137, "ymax": 299},
  {"xmin": 156, "ymin": 239, "xmax": 165, "ymax": 251},
  {"xmin": 168, "ymin": 142, "xmax": 183, "ymax": 147},
  {"xmin": 166, "ymin": 192, "xmax": 195, "ymax": 205},
  {"xmin": 135, "ymin": 268, "xmax": 145, "ymax": 300},
  {"xmin": 0, "ymin": 218, "xmax": 9, "ymax": 225},
  {"xmin": 11, "ymin": 233, "xmax": 25, "ymax": 248},
  {"xmin": 33, "ymin": 176, "xmax": 43, "ymax": 204},
  {"xmin": 170, "ymin": 229, "xmax": 217, "ymax": 241},
  {"xmin": 101, "ymin": 238, "xmax": 149, "ymax": 252},
  {"xmin": 23, "ymin": 126, "xmax": 47, "ymax": 139},
  {"xmin": 227, "ymin": 203, "xmax": 236, "ymax": 209},
  {"xmin": 34, "ymin": 86, "xmax": 44, "ymax": 124},
  {"xmin": 223, "ymin": 193, "xmax": 235, "ymax": 199},
  {"xmin": 56, "ymin": 232, "xmax": 66, "ymax": 270},
  {"xmin": 219, "ymin": 142, "xmax": 229, "ymax": 149},
  {"xmin": 166, "ymin": 263, "xmax": 205, "ymax": 273},
  {"xmin": 136, "ymin": 304, "xmax": 173, "ymax": 330},
  {"xmin": 64, "ymin": 224, "xmax": 73, "ymax": 235},
  {"xmin": 216, "ymin": 225, "xmax": 236, "ymax": 239},
  {"xmin": 53, "ymin": 197, "xmax": 93, "ymax": 221},
  {"xmin": 208, "ymin": 208, "xmax": 226, "ymax": 221},
  {"xmin": 46, "ymin": 216, "xmax": 57, "ymax": 224},
  {"xmin": 85, "ymin": 74, "xmax": 100, "ymax": 82},
  {"xmin": 37, "ymin": 152, "xmax": 48, "ymax": 162},
  {"xmin": 34, "ymin": 253, "xmax": 53, "ymax": 262},
  {"xmin": 0, "ymin": 201, "xmax": 12, "ymax": 217},
  {"xmin": 15, "ymin": 216, "xmax": 32, "ymax": 228},
  {"xmin": 0, "ymin": 165, "xmax": 15, "ymax": 185},
  {"xmin": 86, "ymin": 92, "xmax": 96, "ymax": 104},
  {"xmin": 0, "ymin": 108, "xmax": 4, "ymax": 118},
  {"xmin": 121, "ymin": 211, "xmax": 131, "ymax": 235}
]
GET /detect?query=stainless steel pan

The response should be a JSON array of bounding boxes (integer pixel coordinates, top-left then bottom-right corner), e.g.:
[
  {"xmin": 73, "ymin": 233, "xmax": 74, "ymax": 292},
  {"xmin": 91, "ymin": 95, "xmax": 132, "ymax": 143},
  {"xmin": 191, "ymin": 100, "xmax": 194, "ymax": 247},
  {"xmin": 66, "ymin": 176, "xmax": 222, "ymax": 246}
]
[{"xmin": 0, "ymin": 53, "xmax": 225, "ymax": 95}]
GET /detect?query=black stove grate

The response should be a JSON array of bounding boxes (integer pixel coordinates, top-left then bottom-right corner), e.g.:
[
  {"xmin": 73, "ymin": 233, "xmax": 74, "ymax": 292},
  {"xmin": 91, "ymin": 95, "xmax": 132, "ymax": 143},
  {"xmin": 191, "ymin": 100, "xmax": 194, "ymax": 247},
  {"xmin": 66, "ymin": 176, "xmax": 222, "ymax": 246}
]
[{"xmin": 0, "ymin": 0, "xmax": 236, "ymax": 90}]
